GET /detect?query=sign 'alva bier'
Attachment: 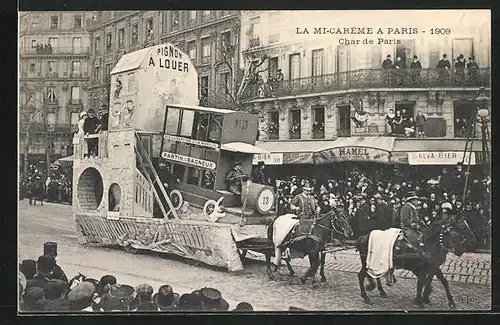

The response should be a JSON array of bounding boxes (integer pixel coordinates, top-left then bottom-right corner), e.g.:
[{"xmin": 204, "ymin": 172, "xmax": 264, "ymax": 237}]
[{"xmin": 314, "ymin": 147, "xmax": 390, "ymax": 164}]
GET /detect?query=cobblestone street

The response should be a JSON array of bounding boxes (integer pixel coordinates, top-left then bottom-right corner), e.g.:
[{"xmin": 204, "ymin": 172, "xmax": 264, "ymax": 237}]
[{"xmin": 19, "ymin": 201, "xmax": 492, "ymax": 311}]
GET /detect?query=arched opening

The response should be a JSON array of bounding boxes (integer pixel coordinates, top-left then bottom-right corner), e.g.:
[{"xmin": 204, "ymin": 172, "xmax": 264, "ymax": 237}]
[
  {"xmin": 77, "ymin": 167, "xmax": 104, "ymax": 210},
  {"xmin": 108, "ymin": 183, "xmax": 121, "ymax": 212}
]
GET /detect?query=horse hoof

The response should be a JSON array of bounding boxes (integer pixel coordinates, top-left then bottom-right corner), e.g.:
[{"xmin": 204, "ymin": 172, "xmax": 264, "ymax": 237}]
[
  {"xmin": 449, "ymin": 303, "xmax": 457, "ymax": 310},
  {"xmin": 365, "ymin": 284, "xmax": 376, "ymax": 292},
  {"xmin": 320, "ymin": 277, "xmax": 327, "ymax": 283},
  {"xmin": 380, "ymin": 292, "xmax": 387, "ymax": 298},
  {"xmin": 422, "ymin": 297, "xmax": 431, "ymax": 305},
  {"xmin": 363, "ymin": 297, "xmax": 371, "ymax": 304}
]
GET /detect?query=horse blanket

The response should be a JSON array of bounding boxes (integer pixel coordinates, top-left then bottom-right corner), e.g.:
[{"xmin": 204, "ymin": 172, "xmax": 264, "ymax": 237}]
[
  {"xmin": 366, "ymin": 228, "xmax": 401, "ymax": 279},
  {"xmin": 272, "ymin": 214, "xmax": 300, "ymax": 266}
]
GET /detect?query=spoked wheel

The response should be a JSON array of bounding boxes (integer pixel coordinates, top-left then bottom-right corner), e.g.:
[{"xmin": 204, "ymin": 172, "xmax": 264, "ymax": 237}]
[{"xmin": 169, "ymin": 190, "xmax": 183, "ymax": 211}]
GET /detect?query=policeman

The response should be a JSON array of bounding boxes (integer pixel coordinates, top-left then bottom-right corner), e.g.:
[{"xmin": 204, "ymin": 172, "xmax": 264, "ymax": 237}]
[{"xmin": 43, "ymin": 242, "xmax": 68, "ymax": 283}]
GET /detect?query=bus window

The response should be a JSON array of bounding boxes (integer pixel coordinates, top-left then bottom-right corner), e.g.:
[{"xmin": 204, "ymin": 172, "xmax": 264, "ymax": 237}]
[
  {"xmin": 180, "ymin": 110, "xmax": 195, "ymax": 137},
  {"xmin": 208, "ymin": 114, "xmax": 223, "ymax": 143},
  {"xmin": 201, "ymin": 170, "xmax": 215, "ymax": 190},
  {"xmin": 166, "ymin": 107, "xmax": 181, "ymax": 135},
  {"xmin": 194, "ymin": 112, "xmax": 210, "ymax": 141},
  {"xmin": 186, "ymin": 167, "xmax": 201, "ymax": 186},
  {"xmin": 172, "ymin": 164, "xmax": 186, "ymax": 182}
]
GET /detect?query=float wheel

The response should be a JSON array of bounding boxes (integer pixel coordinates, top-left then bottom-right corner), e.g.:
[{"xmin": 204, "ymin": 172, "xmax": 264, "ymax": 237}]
[{"xmin": 169, "ymin": 190, "xmax": 183, "ymax": 211}]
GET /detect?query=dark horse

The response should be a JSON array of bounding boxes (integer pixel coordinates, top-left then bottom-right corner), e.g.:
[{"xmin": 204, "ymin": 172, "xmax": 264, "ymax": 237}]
[
  {"xmin": 355, "ymin": 217, "xmax": 471, "ymax": 309},
  {"xmin": 265, "ymin": 208, "xmax": 353, "ymax": 284},
  {"xmin": 28, "ymin": 178, "xmax": 45, "ymax": 206}
]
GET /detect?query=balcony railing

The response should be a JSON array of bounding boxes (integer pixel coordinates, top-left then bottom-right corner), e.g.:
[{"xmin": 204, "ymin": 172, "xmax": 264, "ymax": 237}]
[
  {"xmin": 241, "ymin": 68, "xmax": 490, "ymax": 100},
  {"xmin": 20, "ymin": 46, "xmax": 90, "ymax": 56},
  {"xmin": 267, "ymin": 131, "xmax": 279, "ymax": 140},
  {"xmin": 289, "ymin": 131, "xmax": 301, "ymax": 140},
  {"xmin": 27, "ymin": 123, "xmax": 75, "ymax": 134},
  {"xmin": 249, "ymin": 37, "xmax": 261, "ymax": 48},
  {"xmin": 312, "ymin": 130, "xmax": 325, "ymax": 139}
]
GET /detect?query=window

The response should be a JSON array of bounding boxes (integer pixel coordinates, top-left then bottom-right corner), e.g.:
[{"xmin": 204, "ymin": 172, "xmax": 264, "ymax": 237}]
[
  {"xmin": 74, "ymin": 15, "xmax": 82, "ymax": 29},
  {"xmin": 201, "ymin": 171, "xmax": 215, "ymax": 190},
  {"xmin": 50, "ymin": 16, "xmax": 58, "ymax": 29},
  {"xmin": 267, "ymin": 111, "xmax": 279, "ymax": 139},
  {"xmin": 249, "ymin": 17, "xmax": 261, "ymax": 38},
  {"xmin": 338, "ymin": 105, "xmax": 351, "ymax": 137},
  {"xmin": 48, "ymin": 61, "xmax": 56, "ymax": 73},
  {"xmin": 312, "ymin": 49, "xmax": 324, "ymax": 77},
  {"xmin": 106, "ymin": 33, "xmax": 112, "ymax": 50},
  {"xmin": 189, "ymin": 11, "xmax": 197, "ymax": 24},
  {"xmin": 221, "ymin": 31, "xmax": 231, "ymax": 45},
  {"xmin": 31, "ymin": 40, "xmax": 37, "ymax": 48},
  {"xmin": 105, "ymin": 63, "xmax": 112, "ymax": 81},
  {"xmin": 268, "ymin": 57, "xmax": 278, "ymax": 80},
  {"xmin": 94, "ymin": 35, "xmax": 100, "ymax": 52},
  {"xmin": 29, "ymin": 62, "xmax": 35, "ymax": 73},
  {"xmin": 289, "ymin": 110, "xmax": 301, "ymax": 139},
  {"xmin": 453, "ymin": 101, "xmax": 475, "ymax": 138},
  {"xmin": 289, "ymin": 53, "xmax": 300, "ymax": 80},
  {"xmin": 187, "ymin": 41, "xmax": 196, "ymax": 61},
  {"xmin": 47, "ymin": 112, "xmax": 56, "ymax": 125},
  {"xmin": 118, "ymin": 28, "xmax": 125, "ymax": 48},
  {"xmin": 428, "ymin": 40, "xmax": 440, "ymax": 69},
  {"xmin": 32, "ymin": 15, "xmax": 39, "ymax": 28},
  {"xmin": 201, "ymin": 38, "xmax": 210, "ymax": 63},
  {"xmin": 71, "ymin": 86, "xmax": 80, "ymax": 104},
  {"xmin": 94, "ymin": 66, "xmax": 100, "ymax": 80},
  {"xmin": 72, "ymin": 37, "xmax": 82, "ymax": 54},
  {"xmin": 146, "ymin": 18, "xmax": 153, "ymax": 40},
  {"xmin": 186, "ymin": 167, "xmax": 201, "ymax": 186},
  {"xmin": 312, "ymin": 106, "xmax": 325, "ymax": 139},
  {"xmin": 71, "ymin": 112, "xmax": 80, "ymax": 126},
  {"xmin": 49, "ymin": 38, "xmax": 58, "ymax": 49},
  {"xmin": 72, "ymin": 61, "xmax": 81, "ymax": 76},
  {"xmin": 200, "ymin": 76, "xmax": 209, "ymax": 97},
  {"xmin": 336, "ymin": 45, "xmax": 351, "ymax": 73},
  {"xmin": 47, "ymin": 87, "xmax": 57, "ymax": 103},
  {"xmin": 172, "ymin": 11, "xmax": 180, "ymax": 27},
  {"xmin": 131, "ymin": 24, "xmax": 138, "ymax": 44},
  {"xmin": 202, "ymin": 10, "xmax": 211, "ymax": 21},
  {"xmin": 395, "ymin": 40, "xmax": 415, "ymax": 68},
  {"xmin": 452, "ymin": 38, "xmax": 474, "ymax": 65},
  {"xmin": 220, "ymin": 72, "xmax": 230, "ymax": 94}
]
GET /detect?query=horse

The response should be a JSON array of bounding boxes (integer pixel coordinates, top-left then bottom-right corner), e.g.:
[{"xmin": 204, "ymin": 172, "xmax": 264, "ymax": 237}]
[
  {"xmin": 28, "ymin": 178, "xmax": 45, "ymax": 206},
  {"xmin": 265, "ymin": 207, "xmax": 353, "ymax": 284},
  {"xmin": 355, "ymin": 216, "xmax": 472, "ymax": 309}
]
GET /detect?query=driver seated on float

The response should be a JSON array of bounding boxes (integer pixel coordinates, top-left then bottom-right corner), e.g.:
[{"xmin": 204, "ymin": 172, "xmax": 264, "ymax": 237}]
[
  {"xmin": 225, "ymin": 160, "xmax": 249, "ymax": 196},
  {"xmin": 157, "ymin": 159, "xmax": 181, "ymax": 190}
]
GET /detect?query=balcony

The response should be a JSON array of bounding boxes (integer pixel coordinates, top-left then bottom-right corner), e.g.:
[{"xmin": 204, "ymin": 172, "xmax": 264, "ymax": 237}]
[
  {"xmin": 241, "ymin": 68, "xmax": 490, "ymax": 101},
  {"xmin": 20, "ymin": 46, "xmax": 90, "ymax": 56},
  {"xmin": 248, "ymin": 37, "xmax": 261, "ymax": 48}
]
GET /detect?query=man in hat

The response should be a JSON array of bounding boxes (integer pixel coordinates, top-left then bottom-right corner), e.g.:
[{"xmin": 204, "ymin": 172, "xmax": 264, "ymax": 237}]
[
  {"xmin": 410, "ymin": 55, "xmax": 422, "ymax": 84},
  {"xmin": 251, "ymin": 161, "xmax": 267, "ymax": 185},
  {"xmin": 96, "ymin": 104, "xmax": 109, "ymax": 132},
  {"xmin": 374, "ymin": 192, "xmax": 392, "ymax": 231},
  {"xmin": 199, "ymin": 287, "xmax": 229, "ymax": 311},
  {"xmin": 101, "ymin": 284, "xmax": 136, "ymax": 311},
  {"xmin": 234, "ymin": 302, "xmax": 254, "ymax": 311},
  {"xmin": 83, "ymin": 108, "xmax": 100, "ymax": 156},
  {"xmin": 67, "ymin": 281, "xmax": 96, "ymax": 311},
  {"xmin": 290, "ymin": 180, "xmax": 320, "ymax": 234},
  {"xmin": 26, "ymin": 255, "xmax": 57, "ymax": 290},
  {"xmin": 225, "ymin": 160, "xmax": 249, "ymax": 195},
  {"xmin": 157, "ymin": 159, "xmax": 181, "ymax": 190},
  {"xmin": 153, "ymin": 285, "xmax": 180, "ymax": 311},
  {"xmin": 467, "ymin": 56, "xmax": 479, "ymax": 80},
  {"xmin": 400, "ymin": 191, "xmax": 423, "ymax": 248},
  {"xmin": 43, "ymin": 242, "xmax": 68, "ymax": 283}
]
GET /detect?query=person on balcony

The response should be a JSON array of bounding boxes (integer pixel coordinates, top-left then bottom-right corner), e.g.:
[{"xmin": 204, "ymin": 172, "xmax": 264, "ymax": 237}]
[
  {"xmin": 312, "ymin": 119, "xmax": 324, "ymax": 138},
  {"xmin": 393, "ymin": 110, "xmax": 404, "ymax": 135},
  {"xmin": 437, "ymin": 54, "xmax": 451, "ymax": 84},
  {"xmin": 276, "ymin": 69, "xmax": 284, "ymax": 81},
  {"xmin": 415, "ymin": 110, "xmax": 427, "ymax": 138},
  {"xmin": 96, "ymin": 106, "xmax": 109, "ymax": 133},
  {"xmin": 77, "ymin": 111, "xmax": 87, "ymax": 135},
  {"xmin": 385, "ymin": 109, "xmax": 395, "ymax": 135},
  {"xmin": 467, "ymin": 56, "xmax": 479, "ymax": 82},
  {"xmin": 454, "ymin": 55, "xmax": 466, "ymax": 84},
  {"xmin": 410, "ymin": 55, "xmax": 422, "ymax": 85},
  {"xmin": 83, "ymin": 109, "xmax": 99, "ymax": 157},
  {"xmin": 382, "ymin": 55, "xmax": 393, "ymax": 87},
  {"xmin": 393, "ymin": 57, "xmax": 404, "ymax": 86}
]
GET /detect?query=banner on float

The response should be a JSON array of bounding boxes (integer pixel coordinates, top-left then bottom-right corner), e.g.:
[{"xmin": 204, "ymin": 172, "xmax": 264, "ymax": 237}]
[
  {"xmin": 252, "ymin": 153, "xmax": 284, "ymax": 165},
  {"xmin": 408, "ymin": 151, "xmax": 476, "ymax": 165},
  {"xmin": 163, "ymin": 134, "xmax": 219, "ymax": 150},
  {"xmin": 161, "ymin": 152, "xmax": 217, "ymax": 170}
]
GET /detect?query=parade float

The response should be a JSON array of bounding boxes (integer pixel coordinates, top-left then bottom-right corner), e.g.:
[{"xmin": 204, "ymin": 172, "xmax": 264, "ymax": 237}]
[{"xmin": 72, "ymin": 44, "xmax": 276, "ymax": 272}]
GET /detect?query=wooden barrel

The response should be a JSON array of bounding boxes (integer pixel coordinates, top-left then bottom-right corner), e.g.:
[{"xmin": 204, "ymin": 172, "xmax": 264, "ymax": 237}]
[{"xmin": 241, "ymin": 183, "xmax": 275, "ymax": 214}]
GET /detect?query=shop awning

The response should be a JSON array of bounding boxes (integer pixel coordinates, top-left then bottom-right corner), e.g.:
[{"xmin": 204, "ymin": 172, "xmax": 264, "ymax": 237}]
[
  {"xmin": 221, "ymin": 142, "xmax": 270, "ymax": 154},
  {"xmin": 313, "ymin": 137, "xmax": 395, "ymax": 164},
  {"xmin": 392, "ymin": 138, "xmax": 484, "ymax": 152},
  {"xmin": 256, "ymin": 141, "xmax": 336, "ymax": 164}
]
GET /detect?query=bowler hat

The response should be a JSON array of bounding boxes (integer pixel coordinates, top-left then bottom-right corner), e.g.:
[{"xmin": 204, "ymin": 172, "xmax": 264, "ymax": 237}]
[
  {"xmin": 101, "ymin": 284, "xmax": 136, "ymax": 311},
  {"xmin": 153, "ymin": 285, "xmax": 180, "ymax": 310},
  {"xmin": 406, "ymin": 191, "xmax": 419, "ymax": 200},
  {"xmin": 43, "ymin": 242, "xmax": 58, "ymax": 257},
  {"xmin": 177, "ymin": 293, "xmax": 203, "ymax": 311},
  {"xmin": 234, "ymin": 302, "xmax": 253, "ymax": 311},
  {"xmin": 136, "ymin": 284, "xmax": 154, "ymax": 302},
  {"xmin": 200, "ymin": 287, "xmax": 229, "ymax": 311},
  {"xmin": 97, "ymin": 275, "xmax": 117, "ymax": 295},
  {"xmin": 257, "ymin": 161, "xmax": 265, "ymax": 167},
  {"xmin": 232, "ymin": 160, "xmax": 242, "ymax": 167},
  {"xmin": 20, "ymin": 259, "xmax": 37, "ymax": 280}
]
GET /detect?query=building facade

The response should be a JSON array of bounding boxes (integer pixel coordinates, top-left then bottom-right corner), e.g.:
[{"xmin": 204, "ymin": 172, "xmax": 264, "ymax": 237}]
[
  {"xmin": 87, "ymin": 10, "xmax": 241, "ymax": 110},
  {"xmin": 239, "ymin": 10, "xmax": 491, "ymax": 167},
  {"xmin": 19, "ymin": 11, "xmax": 92, "ymax": 161}
]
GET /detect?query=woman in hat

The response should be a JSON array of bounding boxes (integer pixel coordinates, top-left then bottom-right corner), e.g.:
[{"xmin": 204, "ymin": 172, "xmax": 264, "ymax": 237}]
[{"xmin": 77, "ymin": 111, "xmax": 87, "ymax": 135}]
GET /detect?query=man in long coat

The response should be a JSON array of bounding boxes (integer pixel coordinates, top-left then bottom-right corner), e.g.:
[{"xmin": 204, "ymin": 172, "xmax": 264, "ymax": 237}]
[
  {"xmin": 374, "ymin": 193, "xmax": 392, "ymax": 230},
  {"xmin": 290, "ymin": 181, "xmax": 320, "ymax": 234},
  {"xmin": 400, "ymin": 191, "xmax": 423, "ymax": 248}
]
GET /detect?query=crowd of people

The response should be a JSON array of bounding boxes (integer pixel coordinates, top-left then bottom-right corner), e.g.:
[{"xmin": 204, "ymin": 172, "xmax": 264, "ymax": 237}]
[
  {"xmin": 20, "ymin": 164, "xmax": 72, "ymax": 204},
  {"xmin": 270, "ymin": 163, "xmax": 490, "ymax": 251},
  {"xmin": 19, "ymin": 242, "xmax": 256, "ymax": 312}
]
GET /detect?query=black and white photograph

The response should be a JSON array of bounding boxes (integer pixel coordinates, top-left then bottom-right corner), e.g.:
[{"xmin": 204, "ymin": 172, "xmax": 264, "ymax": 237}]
[{"xmin": 18, "ymin": 9, "xmax": 491, "ymax": 312}]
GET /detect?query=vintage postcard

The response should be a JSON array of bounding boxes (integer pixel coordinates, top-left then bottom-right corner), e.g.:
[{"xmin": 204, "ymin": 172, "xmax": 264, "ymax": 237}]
[{"xmin": 18, "ymin": 10, "xmax": 491, "ymax": 312}]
